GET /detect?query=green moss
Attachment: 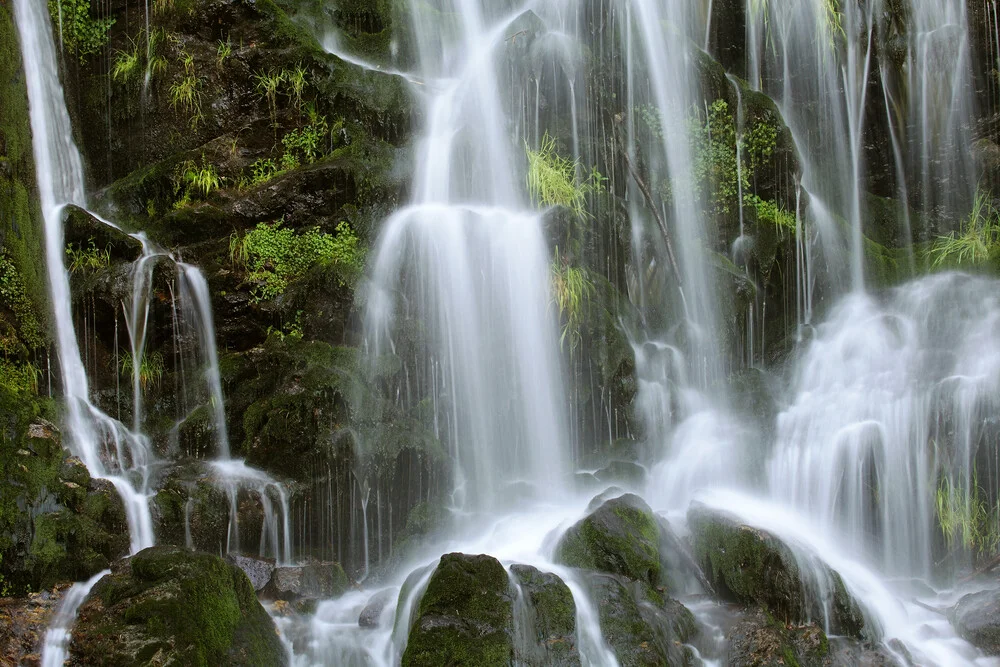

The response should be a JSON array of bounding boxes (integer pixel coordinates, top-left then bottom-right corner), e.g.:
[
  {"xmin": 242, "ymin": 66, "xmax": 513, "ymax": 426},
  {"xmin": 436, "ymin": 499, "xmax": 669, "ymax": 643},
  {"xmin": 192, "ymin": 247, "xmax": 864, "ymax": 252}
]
[
  {"xmin": 555, "ymin": 494, "xmax": 661, "ymax": 586},
  {"xmin": 402, "ymin": 553, "xmax": 514, "ymax": 667},
  {"xmin": 0, "ymin": 6, "xmax": 47, "ymax": 355},
  {"xmin": 74, "ymin": 546, "xmax": 284, "ymax": 666}
]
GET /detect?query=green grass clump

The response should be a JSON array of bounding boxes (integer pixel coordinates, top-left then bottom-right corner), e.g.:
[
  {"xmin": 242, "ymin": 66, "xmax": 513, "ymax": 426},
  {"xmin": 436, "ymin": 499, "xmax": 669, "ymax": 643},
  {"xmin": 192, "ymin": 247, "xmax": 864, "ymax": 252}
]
[
  {"xmin": 936, "ymin": 471, "xmax": 1000, "ymax": 561},
  {"xmin": 65, "ymin": 238, "xmax": 111, "ymax": 273},
  {"xmin": 550, "ymin": 247, "xmax": 593, "ymax": 353},
  {"xmin": 120, "ymin": 351, "xmax": 165, "ymax": 391},
  {"xmin": 525, "ymin": 133, "xmax": 605, "ymax": 219},
  {"xmin": 173, "ymin": 157, "xmax": 221, "ymax": 207},
  {"xmin": 928, "ymin": 188, "xmax": 1000, "ymax": 269}
]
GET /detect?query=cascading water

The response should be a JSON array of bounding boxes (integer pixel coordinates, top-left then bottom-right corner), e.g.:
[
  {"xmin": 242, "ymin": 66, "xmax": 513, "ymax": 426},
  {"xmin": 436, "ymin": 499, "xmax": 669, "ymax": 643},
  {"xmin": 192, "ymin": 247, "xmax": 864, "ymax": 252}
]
[{"xmin": 14, "ymin": 0, "xmax": 155, "ymax": 554}]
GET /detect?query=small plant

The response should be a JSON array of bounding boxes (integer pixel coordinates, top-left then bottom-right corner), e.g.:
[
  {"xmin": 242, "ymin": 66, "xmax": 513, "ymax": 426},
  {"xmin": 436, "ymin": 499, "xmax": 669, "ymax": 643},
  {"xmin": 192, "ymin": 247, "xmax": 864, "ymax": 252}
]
[
  {"xmin": 285, "ymin": 64, "xmax": 308, "ymax": 112},
  {"xmin": 550, "ymin": 247, "xmax": 594, "ymax": 352},
  {"xmin": 254, "ymin": 69, "xmax": 285, "ymax": 127},
  {"xmin": 120, "ymin": 351, "xmax": 165, "ymax": 391},
  {"xmin": 216, "ymin": 38, "xmax": 233, "ymax": 68},
  {"xmin": 282, "ymin": 112, "xmax": 329, "ymax": 165},
  {"xmin": 247, "ymin": 158, "xmax": 279, "ymax": 187},
  {"xmin": 112, "ymin": 44, "xmax": 141, "ymax": 84},
  {"xmin": 936, "ymin": 471, "xmax": 1000, "ymax": 560},
  {"xmin": 48, "ymin": 0, "xmax": 115, "ymax": 62},
  {"xmin": 928, "ymin": 188, "xmax": 1000, "ymax": 268},
  {"xmin": 173, "ymin": 157, "xmax": 221, "ymax": 207},
  {"xmin": 66, "ymin": 238, "xmax": 111, "ymax": 273},
  {"xmin": 169, "ymin": 73, "xmax": 203, "ymax": 129},
  {"xmin": 525, "ymin": 133, "xmax": 605, "ymax": 219}
]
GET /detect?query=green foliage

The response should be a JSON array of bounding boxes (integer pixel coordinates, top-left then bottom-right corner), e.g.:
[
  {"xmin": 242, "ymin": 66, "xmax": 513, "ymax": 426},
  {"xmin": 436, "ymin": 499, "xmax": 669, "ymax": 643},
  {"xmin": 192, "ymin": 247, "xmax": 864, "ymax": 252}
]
[
  {"xmin": 0, "ymin": 254, "xmax": 44, "ymax": 351},
  {"xmin": 746, "ymin": 194, "xmax": 796, "ymax": 233},
  {"xmin": 246, "ymin": 158, "xmax": 278, "ymax": 187},
  {"xmin": 928, "ymin": 188, "xmax": 1000, "ymax": 268},
  {"xmin": 551, "ymin": 248, "xmax": 594, "ymax": 353},
  {"xmin": 286, "ymin": 64, "xmax": 308, "ymax": 113},
  {"xmin": 216, "ymin": 38, "xmax": 232, "ymax": 68},
  {"xmin": 173, "ymin": 157, "xmax": 221, "ymax": 207},
  {"xmin": 112, "ymin": 45, "xmax": 141, "ymax": 84},
  {"xmin": 112, "ymin": 31, "xmax": 168, "ymax": 90},
  {"xmin": 936, "ymin": 472, "xmax": 1000, "ymax": 560},
  {"xmin": 0, "ymin": 359, "xmax": 40, "ymax": 395},
  {"xmin": 282, "ymin": 111, "xmax": 331, "ymax": 165},
  {"xmin": 233, "ymin": 220, "xmax": 365, "ymax": 302},
  {"xmin": 254, "ymin": 69, "xmax": 285, "ymax": 127},
  {"xmin": 169, "ymin": 73, "xmax": 204, "ymax": 129},
  {"xmin": 48, "ymin": 0, "xmax": 114, "ymax": 62},
  {"xmin": 525, "ymin": 133, "xmax": 605, "ymax": 219},
  {"xmin": 120, "ymin": 351, "xmax": 165, "ymax": 391},
  {"xmin": 65, "ymin": 238, "xmax": 111, "ymax": 273}
]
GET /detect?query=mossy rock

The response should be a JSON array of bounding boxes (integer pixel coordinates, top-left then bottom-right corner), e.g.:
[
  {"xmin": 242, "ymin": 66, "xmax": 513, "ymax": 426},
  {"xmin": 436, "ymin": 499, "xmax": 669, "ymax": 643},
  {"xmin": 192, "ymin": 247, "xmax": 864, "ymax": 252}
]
[
  {"xmin": 509, "ymin": 564, "xmax": 580, "ymax": 666},
  {"xmin": 726, "ymin": 610, "xmax": 830, "ymax": 667},
  {"xmin": 688, "ymin": 505, "xmax": 867, "ymax": 638},
  {"xmin": 69, "ymin": 546, "xmax": 286, "ymax": 667},
  {"xmin": 401, "ymin": 553, "xmax": 514, "ymax": 667},
  {"xmin": 555, "ymin": 494, "xmax": 661, "ymax": 586},
  {"xmin": 583, "ymin": 572, "xmax": 696, "ymax": 667},
  {"xmin": 261, "ymin": 562, "xmax": 350, "ymax": 601}
]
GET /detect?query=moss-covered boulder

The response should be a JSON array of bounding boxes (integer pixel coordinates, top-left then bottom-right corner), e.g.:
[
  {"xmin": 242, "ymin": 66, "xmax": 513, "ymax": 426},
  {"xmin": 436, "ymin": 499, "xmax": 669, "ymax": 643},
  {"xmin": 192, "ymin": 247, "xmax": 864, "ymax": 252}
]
[
  {"xmin": 688, "ymin": 505, "xmax": 867, "ymax": 638},
  {"xmin": 950, "ymin": 589, "xmax": 1000, "ymax": 656},
  {"xmin": 726, "ymin": 611, "xmax": 830, "ymax": 666},
  {"xmin": 555, "ymin": 494, "xmax": 661, "ymax": 587},
  {"xmin": 584, "ymin": 572, "xmax": 696, "ymax": 667},
  {"xmin": 401, "ymin": 553, "xmax": 514, "ymax": 666},
  {"xmin": 69, "ymin": 546, "xmax": 285, "ymax": 666},
  {"xmin": 510, "ymin": 564, "xmax": 579, "ymax": 666}
]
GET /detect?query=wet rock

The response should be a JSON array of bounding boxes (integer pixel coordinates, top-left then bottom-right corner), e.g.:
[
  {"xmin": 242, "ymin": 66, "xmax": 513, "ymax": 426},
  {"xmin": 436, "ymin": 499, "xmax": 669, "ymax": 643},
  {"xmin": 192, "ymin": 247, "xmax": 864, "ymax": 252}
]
[
  {"xmin": 0, "ymin": 584, "xmax": 72, "ymax": 666},
  {"xmin": 556, "ymin": 494, "xmax": 662, "ymax": 586},
  {"xmin": 70, "ymin": 546, "xmax": 285, "ymax": 666},
  {"xmin": 510, "ymin": 564, "xmax": 580, "ymax": 666},
  {"xmin": 726, "ymin": 610, "xmax": 829, "ymax": 666},
  {"xmin": 359, "ymin": 588, "xmax": 395, "ymax": 628},
  {"xmin": 950, "ymin": 588, "xmax": 1000, "ymax": 655},
  {"xmin": 584, "ymin": 572, "xmax": 696, "ymax": 667},
  {"xmin": 226, "ymin": 554, "xmax": 275, "ymax": 593},
  {"xmin": 262, "ymin": 562, "xmax": 350, "ymax": 601},
  {"xmin": 402, "ymin": 553, "xmax": 513, "ymax": 666},
  {"xmin": 593, "ymin": 460, "xmax": 648, "ymax": 487},
  {"xmin": 689, "ymin": 505, "xmax": 867, "ymax": 638}
]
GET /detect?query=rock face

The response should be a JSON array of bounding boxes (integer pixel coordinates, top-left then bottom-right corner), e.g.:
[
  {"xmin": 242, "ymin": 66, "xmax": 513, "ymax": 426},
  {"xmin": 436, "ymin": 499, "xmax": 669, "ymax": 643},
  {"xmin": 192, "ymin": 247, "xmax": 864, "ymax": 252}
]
[
  {"xmin": 950, "ymin": 588, "xmax": 1000, "ymax": 655},
  {"xmin": 510, "ymin": 564, "xmax": 580, "ymax": 666},
  {"xmin": 556, "ymin": 493, "xmax": 662, "ymax": 586},
  {"xmin": 261, "ymin": 562, "xmax": 350, "ymax": 601},
  {"xmin": 69, "ymin": 546, "xmax": 285, "ymax": 667},
  {"xmin": 689, "ymin": 505, "xmax": 867, "ymax": 638},
  {"xmin": 402, "ymin": 553, "xmax": 514, "ymax": 666},
  {"xmin": 584, "ymin": 573, "xmax": 696, "ymax": 667},
  {"xmin": 359, "ymin": 588, "xmax": 396, "ymax": 628}
]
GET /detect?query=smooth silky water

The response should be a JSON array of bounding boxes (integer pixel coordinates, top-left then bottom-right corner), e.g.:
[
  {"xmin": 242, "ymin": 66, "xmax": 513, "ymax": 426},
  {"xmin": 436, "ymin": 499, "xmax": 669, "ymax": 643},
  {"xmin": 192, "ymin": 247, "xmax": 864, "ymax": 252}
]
[{"xmin": 15, "ymin": 0, "xmax": 1000, "ymax": 664}]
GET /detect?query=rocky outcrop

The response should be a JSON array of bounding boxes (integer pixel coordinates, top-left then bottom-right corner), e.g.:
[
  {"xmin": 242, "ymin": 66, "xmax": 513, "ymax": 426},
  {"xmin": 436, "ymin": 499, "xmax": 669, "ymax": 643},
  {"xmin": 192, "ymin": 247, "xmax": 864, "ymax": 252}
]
[
  {"xmin": 689, "ymin": 505, "xmax": 867, "ymax": 638},
  {"xmin": 402, "ymin": 553, "xmax": 514, "ymax": 666},
  {"xmin": 69, "ymin": 546, "xmax": 285, "ymax": 666},
  {"xmin": 950, "ymin": 588, "xmax": 1000, "ymax": 656}
]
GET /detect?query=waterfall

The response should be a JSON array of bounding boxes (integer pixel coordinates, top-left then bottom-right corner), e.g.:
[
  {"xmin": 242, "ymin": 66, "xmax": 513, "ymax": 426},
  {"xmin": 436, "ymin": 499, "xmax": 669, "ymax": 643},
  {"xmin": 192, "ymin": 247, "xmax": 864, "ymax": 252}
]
[
  {"xmin": 39, "ymin": 569, "xmax": 110, "ymax": 667},
  {"xmin": 14, "ymin": 0, "xmax": 155, "ymax": 554}
]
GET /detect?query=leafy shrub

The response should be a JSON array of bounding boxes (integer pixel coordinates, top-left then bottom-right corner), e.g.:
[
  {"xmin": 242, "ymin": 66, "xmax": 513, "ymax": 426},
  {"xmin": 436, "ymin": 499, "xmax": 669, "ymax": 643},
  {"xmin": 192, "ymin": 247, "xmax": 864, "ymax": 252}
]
[
  {"xmin": 0, "ymin": 255, "xmax": 44, "ymax": 351},
  {"xmin": 233, "ymin": 220, "xmax": 365, "ymax": 302},
  {"xmin": 48, "ymin": 0, "xmax": 114, "ymax": 62},
  {"xmin": 0, "ymin": 360, "xmax": 40, "ymax": 395}
]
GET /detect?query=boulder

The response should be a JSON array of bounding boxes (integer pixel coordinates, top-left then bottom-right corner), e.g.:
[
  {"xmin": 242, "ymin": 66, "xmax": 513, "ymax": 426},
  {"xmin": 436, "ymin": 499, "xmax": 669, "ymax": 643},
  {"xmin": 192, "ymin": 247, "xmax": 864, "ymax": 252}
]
[
  {"xmin": 688, "ymin": 505, "xmax": 867, "ymax": 638},
  {"xmin": 359, "ymin": 588, "xmax": 395, "ymax": 628},
  {"xmin": 950, "ymin": 588, "xmax": 1000, "ymax": 655},
  {"xmin": 584, "ymin": 572, "xmax": 696, "ymax": 667},
  {"xmin": 510, "ymin": 564, "xmax": 580, "ymax": 666},
  {"xmin": 556, "ymin": 494, "xmax": 662, "ymax": 586},
  {"xmin": 69, "ymin": 546, "xmax": 285, "ymax": 666},
  {"xmin": 226, "ymin": 554, "xmax": 275, "ymax": 593},
  {"xmin": 262, "ymin": 562, "xmax": 350, "ymax": 601},
  {"xmin": 726, "ymin": 611, "xmax": 830, "ymax": 666},
  {"xmin": 401, "ymin": 553, "xmax": 513, "ymax": 666}
]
